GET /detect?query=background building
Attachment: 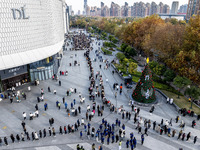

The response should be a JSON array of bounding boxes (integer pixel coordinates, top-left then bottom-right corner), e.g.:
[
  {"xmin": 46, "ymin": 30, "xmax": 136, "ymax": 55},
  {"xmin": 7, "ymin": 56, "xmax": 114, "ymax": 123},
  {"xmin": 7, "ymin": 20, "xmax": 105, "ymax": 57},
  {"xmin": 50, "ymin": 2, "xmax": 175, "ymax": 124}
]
[
  {"xmin": 0, "ymin": 0, "xmax": 67, "ymax": 91},
  {"xmin": 186, "ymin": 0, "xmax": 200, "ymax": 21},
  {"xmin": 179, "ymin": 4, "xmax": 188, "ymax": 13},
  {"xmin": 84, "ymin": 0, "xmax": 87, "ymax": 15},
  {"xmin": 171, "ymin": 1, "xmax": 179, "ymax": 14}
]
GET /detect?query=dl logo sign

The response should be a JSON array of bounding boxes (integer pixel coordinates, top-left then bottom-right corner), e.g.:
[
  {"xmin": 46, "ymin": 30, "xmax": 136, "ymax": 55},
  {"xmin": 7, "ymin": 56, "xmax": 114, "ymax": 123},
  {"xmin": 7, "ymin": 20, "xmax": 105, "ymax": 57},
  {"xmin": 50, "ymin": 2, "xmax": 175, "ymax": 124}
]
[{"xmin": 11, "ymin": 5, "xmax": 30, "ymax": 20}]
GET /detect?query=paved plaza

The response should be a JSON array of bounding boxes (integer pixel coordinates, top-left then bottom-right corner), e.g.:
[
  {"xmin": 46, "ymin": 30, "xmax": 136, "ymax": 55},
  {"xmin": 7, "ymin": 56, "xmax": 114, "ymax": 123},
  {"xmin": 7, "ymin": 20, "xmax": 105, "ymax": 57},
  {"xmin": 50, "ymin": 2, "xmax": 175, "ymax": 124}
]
[{"xmin": 0, "ymin": 35, "xmax": 199, "ymax": 150}]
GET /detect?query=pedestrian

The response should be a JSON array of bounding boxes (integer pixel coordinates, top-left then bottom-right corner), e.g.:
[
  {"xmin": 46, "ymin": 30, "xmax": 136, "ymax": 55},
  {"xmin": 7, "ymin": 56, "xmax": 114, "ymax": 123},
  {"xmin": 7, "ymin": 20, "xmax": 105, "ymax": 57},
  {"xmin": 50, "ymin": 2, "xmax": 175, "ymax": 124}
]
[
  {"xmin": 4, "ymin": 137, "xmax": 8, "ymax": 146},
  {"xmin": 78, "ymin": 106, "xmax": 81, "ymax": 113},
  {"xmin": 144, "ymin": 127, "xmax": 148, "ymax": 136},
  {"xmin": 35, "ymin": 110, "xmax": 39, "ymax": 117},
  {"xmin": 39, "ymin": 130, "xmax": 42, "ymax": 138},
  {"xmin": 44, "ymin": 103, "xmax": 48, "ymax": 111},
  {"xmin": 119, "ymin": 141, "xmax": 122, "ymax": 150},
  {"xmin": 194, "ymin": 136, "xmax": 197, "ymax": 144},
  {"xmin": 65, "ymin": 102, "xmax": 68, "ymax": 109},
  {"xmin": 35, "ymin": 104, "xmax": 38, "ymax": 110},
  {"xmin": 80, "ymin": 131, "xmax": 83, "ymax": 139},
  {"xmin": 182, "ymin": 133, "xmax": 186, "ymax": 141},
  {"xmin": 52, "ymin": 127, "xmax": 56, "ymax": 137},
  {"xmin": 186, "ymin": 132, "xmax": 191, "ymax": 141},
  {"xmin": 73, "ymin": 99, "xmax": 76, "ymax": 105},
  {"xmin": 34, "ymin": 132, "xmax": 39, "ymax": 140},
  {"xmin": 59, "ymin": 126, "xmax": 63, "ymax": 134},
  {"xmin": 49, "ymin": 127, "xmax": 52, "ymax": 136},
  {"xmin": 172, "ymin": 130, "xmax": 176, "ymax": 137},
  {"xmin": 177, "ymin": 130, "xmax": 182, "ymax": 140},
  {"xmin": 48, "ymin": 86, "xmax": 51, "ymax": 92},
  {"xmin": 59, "ymin": 80, "xmax": 61, "ymax": 86},
  {"xmin": 141, "ymin": 134, "xmax": 144, "ymax": 145},
  {"xmin": 10, "ymin": 134, "xmax": 15, "ymax": 143},
  {"xmin": 21, "ymin": 133, "xmax": 25, "ymax": 141},
  {"xmin": 43, "ymin": 129, "xmax": 46, "ymax": 137},
  {"xmin": 63, "ymin": 97, "xmax": 65, "ymax": 104},
  {"xmin": 126, "ymin": 140, "xmax": 129, "ymax": 148},
  {"xmin": 53, "ymin": 89, "xmax": 56, "ymax": 94},
  {"xmin": 153, "ymin": 121, "xmax": 156, "ymax": 130},
  {"xmin": 107, "ymin": 136, "xmax": 110, "ymax": 145},
  {"xmin": 16, "ymin": 134, "xmax": 20, "ymax": 143},
  {"xmin": 0, "ymin": 137, "xmax": 2, "ymax": 146},
  {"xmin": 58, "ymin": 102, "xmax": 61, "ymax": 110},
  {"xmin": 23, "ymin": 112, "xmax": 26, "ymax": 120}
]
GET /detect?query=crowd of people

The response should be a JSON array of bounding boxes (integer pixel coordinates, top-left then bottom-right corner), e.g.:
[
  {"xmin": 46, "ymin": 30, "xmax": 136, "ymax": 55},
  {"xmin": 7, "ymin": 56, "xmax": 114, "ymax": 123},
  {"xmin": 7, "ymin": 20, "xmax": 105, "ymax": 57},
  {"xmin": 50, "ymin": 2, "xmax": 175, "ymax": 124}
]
[{"xmin": 0, "ymin": 37, "xmax": 199, "ymax": 150}]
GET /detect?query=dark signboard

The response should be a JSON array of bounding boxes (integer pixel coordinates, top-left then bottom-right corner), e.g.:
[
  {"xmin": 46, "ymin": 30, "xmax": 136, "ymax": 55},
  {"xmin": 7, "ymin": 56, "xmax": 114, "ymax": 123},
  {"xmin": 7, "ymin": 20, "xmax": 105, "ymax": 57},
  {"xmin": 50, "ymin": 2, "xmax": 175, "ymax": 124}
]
[{"xmin": 0, "ymin": 65, "xmax": 28, "ymax": 80}]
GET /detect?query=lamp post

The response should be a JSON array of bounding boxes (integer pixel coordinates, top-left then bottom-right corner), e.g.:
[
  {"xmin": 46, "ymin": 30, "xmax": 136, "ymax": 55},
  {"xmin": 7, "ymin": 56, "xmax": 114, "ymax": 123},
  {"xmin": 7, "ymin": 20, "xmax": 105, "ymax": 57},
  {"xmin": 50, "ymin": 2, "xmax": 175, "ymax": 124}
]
[{"xmin": 187, "ymin": 85, "xmax": 193, "ymax": 109}]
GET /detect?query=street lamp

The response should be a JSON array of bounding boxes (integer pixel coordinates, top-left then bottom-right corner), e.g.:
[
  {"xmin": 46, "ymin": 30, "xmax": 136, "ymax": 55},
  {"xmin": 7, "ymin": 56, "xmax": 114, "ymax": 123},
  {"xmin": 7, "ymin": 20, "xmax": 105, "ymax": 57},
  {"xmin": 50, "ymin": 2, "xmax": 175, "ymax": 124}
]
[{"xmin": 188, "ymin": 85, "xmax": 193, "ymax": 109}]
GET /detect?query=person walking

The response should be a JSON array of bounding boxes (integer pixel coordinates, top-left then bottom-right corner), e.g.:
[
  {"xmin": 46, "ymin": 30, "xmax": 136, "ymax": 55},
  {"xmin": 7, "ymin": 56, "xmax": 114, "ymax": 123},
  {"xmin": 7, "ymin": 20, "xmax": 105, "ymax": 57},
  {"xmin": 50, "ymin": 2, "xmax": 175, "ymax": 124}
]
[
  {"xmin": 58, "ymin": 102, "xmax": 61, "ymax": 110},
  {"xmin": 44, "ymin": 103, "xmax": 48, "ymax": 111},
  {"xmin": 23, "ymin": 112, "xmax": 26, "ymax": 120},
  {"xmin": 119, "ymin": 141, "xmax": 122, "ymax": 150},
  {"xmin": 182, "ymin": 133, "xmax": 186, "ymax": 141},
  {"xmin": 144, "ymin": 127, "xmax": 148, "ymax": 136},
  {"xmin": 35, "ymin": 104, "xmax": 38, "ymax": 110},
  {"xmin": 65, "ymin": 102, "xmax": 68, "ymax": 109},
  {"xmin": 172, "ymin": 130, "xmax": 176, "ymax": 137},
  {"xmin": 10, "ymin": 134, "xmax": 15, "ymax": 143},
  {"xmin": 186, "ymin": 132, "xmax": 191, "ymax": 141},
  {"xmin": 52, "ymin": 127, "xmax": 56, "ymax": 137},
  {"xmin": 80, "ymin": 131, "xmax": 83, "ymax": 139},
  {"xmin": 4, "ymin": 137, "xmax": 8, "ymax": 146},
  {"xmin": 49, "ymin": 127, "xmax": 52, "ymax": 136},
  {"xmin": 177, "ymin": 130, "xmax": 183, "ymax": 140},
  {"xmin": 63, "ymin": 97, "xmax": 65, "ymax": 104},
  {"xmin": 194, "ymin": 136, "xmax": 197, "ymax": 144},
  {"xmin": 141, "ymin": 134, "xmax": 144, "ymax": 145},
  {"xmin": 16, "ymin": 134, "xmax": 20, "ymax": 143},
  {"xmin": 78, "ymin": 106, "xmax": 81, "ymax": 113}
]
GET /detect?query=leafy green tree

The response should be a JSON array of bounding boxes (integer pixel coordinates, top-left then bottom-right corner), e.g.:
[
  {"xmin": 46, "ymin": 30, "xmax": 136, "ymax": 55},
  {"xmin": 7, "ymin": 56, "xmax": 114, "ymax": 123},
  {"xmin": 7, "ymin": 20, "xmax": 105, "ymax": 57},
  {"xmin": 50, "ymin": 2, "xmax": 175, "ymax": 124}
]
[
  {"xmin": 173, "ymin": 76, "xmax": 191, "ymax": 98},
  {"xmin": 152, "ymin": 64, "xmax": 166, "ymax": 77},
  {"xmin": 108, "ymin": 35, "xmax": 114, "ymax": 41},
  {"xmin": 124, "ymin": 46, "xmax": 137, "ymax": 57},
  {"xmin": 120, "ymin": 43, "xmax": 128, "ymax": 52},
  {"xmin": 184, "ymin": 86, "xmax": 200, "ymax": 109},
  {"xmin": 116, "ymin": 53, "xmax": 125, "ymax": 61},
  {"xmin": 163, "ymin": 69, "xmax": 176, "ymax": 82},
  {"xmin": 149, "ymin": 61, "xmax": 159, "ymax": 70},
  {"xmin": 128, "ymin": 62, "xmax": 138, "ymax": 74}
]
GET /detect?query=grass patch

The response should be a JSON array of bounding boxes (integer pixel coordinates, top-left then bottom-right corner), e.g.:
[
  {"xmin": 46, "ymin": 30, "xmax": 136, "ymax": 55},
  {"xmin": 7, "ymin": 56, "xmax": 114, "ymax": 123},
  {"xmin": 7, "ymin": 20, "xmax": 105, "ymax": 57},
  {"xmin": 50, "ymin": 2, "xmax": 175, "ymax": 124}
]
[
  {"xmin": 162, "ymin": 90, "xmax": 200, "ymax": 115},
  {"xmin": 101, "ymin": 47, "xmax": 112, "ymax": 55}
]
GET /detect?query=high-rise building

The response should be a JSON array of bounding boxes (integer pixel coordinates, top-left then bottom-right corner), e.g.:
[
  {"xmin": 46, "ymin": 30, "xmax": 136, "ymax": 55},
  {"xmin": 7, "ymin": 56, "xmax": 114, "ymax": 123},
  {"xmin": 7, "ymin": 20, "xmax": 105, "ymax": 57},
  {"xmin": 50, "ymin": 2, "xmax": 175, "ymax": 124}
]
[
  {"xmin": 163, "ymin": 4, "xmax": 170, "ymax": 14},
  {"xmin": 171, "ymin": 1, "xmax": 179, "ymax": 14},
  {"xmin": 78, "ymin": 10, "xmax": 81, "ymax": 15},
  {"xmin": 86, "ymin": 5, "xmax": 90, "ymax": 16},
  {"xmin": 146, "ymin": 3, "xmax": 151, "ymax": 16},
  {"xmin": 84, "ymin": 0, "xmax": 87, "ymax": 15},
  {"xmin": 159, "ymin": 2, "xmax": 164, "ymax": 13},
  {"xmin": 186, "ymin": 0, "xmax": 200, "ymax": 21},
  {"xmin": 124, "ymin": 2, "xmax": 129, "ymax": 17},
  {"xmin": 150, "ymin": 2, "xmax": 160, "ymax": 15},
  {"xmin": 69, "ymin": 6, "xmax": 72, "ymax": 15},
  {"xmin": 179, "ymin": 4, "xmax": 188, "ymax": 13}
]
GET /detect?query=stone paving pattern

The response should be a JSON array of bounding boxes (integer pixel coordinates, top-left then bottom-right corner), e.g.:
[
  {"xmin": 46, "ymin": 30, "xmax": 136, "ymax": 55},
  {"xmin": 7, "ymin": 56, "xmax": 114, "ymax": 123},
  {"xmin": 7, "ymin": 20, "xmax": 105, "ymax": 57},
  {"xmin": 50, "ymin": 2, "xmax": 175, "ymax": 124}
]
[{"xmin": 0, "ymin": 31, "xmax": 199, "ymax": 150}]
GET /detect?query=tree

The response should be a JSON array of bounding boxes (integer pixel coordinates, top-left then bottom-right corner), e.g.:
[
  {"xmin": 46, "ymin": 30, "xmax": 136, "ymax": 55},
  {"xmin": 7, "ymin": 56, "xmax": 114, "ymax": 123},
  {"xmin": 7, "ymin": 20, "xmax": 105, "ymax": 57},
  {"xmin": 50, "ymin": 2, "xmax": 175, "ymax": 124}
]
[
  {"xmin": 173, "ymin": 76, "xmax": 191, "ymax": 98},
  {"xmin": 128, "ymin": 62, "xmax": 138, "ymax": 74},
  {"xmin": 184, "ymin": 86, "xmax": 200, "ymax": 109},
  {"xmin": 152, "ymin": 64, "xmax": 166, "ymax": 77},
  {"xmin": 116, "ymin": 53, "xmax": 125, "ymax": 61},
  {"xmin": 132, "ymin": 64, "xmax": 156, "ymax": 103},
  {"xmin": 163, "ymin": 69, "xmax": 176, "ymax": 82},
  {"xmin": 149, "ymin": 61, "xmax": 159, "ymax": 70},
  {"xmin": 124, "ymin": 46, "xmax": 137, "ymax": 57}
]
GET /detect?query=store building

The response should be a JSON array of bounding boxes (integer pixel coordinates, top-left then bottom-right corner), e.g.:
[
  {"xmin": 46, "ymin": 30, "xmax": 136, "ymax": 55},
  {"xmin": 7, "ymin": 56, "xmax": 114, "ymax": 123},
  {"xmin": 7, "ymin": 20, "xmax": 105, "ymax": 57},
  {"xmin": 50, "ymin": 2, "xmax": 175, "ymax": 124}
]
[{"xmin": 0, "ymin": 0, "xmax": 68, "ymax": 91}]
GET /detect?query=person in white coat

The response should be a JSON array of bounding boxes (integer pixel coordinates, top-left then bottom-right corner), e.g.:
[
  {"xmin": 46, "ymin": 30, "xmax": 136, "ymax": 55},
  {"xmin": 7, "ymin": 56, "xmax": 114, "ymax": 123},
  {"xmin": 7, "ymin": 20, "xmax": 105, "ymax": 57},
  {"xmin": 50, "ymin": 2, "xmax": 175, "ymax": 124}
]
[
  {"xmin": 34, "ymin": 132, "xmax": 39, "ymax": 140},
  {"xmin": 170, "ymin": 98, "xmax": 173, "ymax": 104},
  {"xmin": 23, "ymin": 112, "xmax": 26, "ymax": 120}
]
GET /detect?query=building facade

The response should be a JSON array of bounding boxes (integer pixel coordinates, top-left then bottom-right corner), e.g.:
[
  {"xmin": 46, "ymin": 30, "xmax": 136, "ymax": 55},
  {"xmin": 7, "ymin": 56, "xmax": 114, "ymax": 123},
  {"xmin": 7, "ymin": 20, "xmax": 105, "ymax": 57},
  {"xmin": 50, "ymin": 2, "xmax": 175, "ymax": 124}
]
[
  {"xmin": 0, "ymin": 0, "xmax": 67, "ymax": 91},
  {"xmin": 171, "ymin": 1, "xmax": 179, "ymax": 14},
  {"xmin": 186, "ymin": 0, "xmax": 200, "ymax": 21}
]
